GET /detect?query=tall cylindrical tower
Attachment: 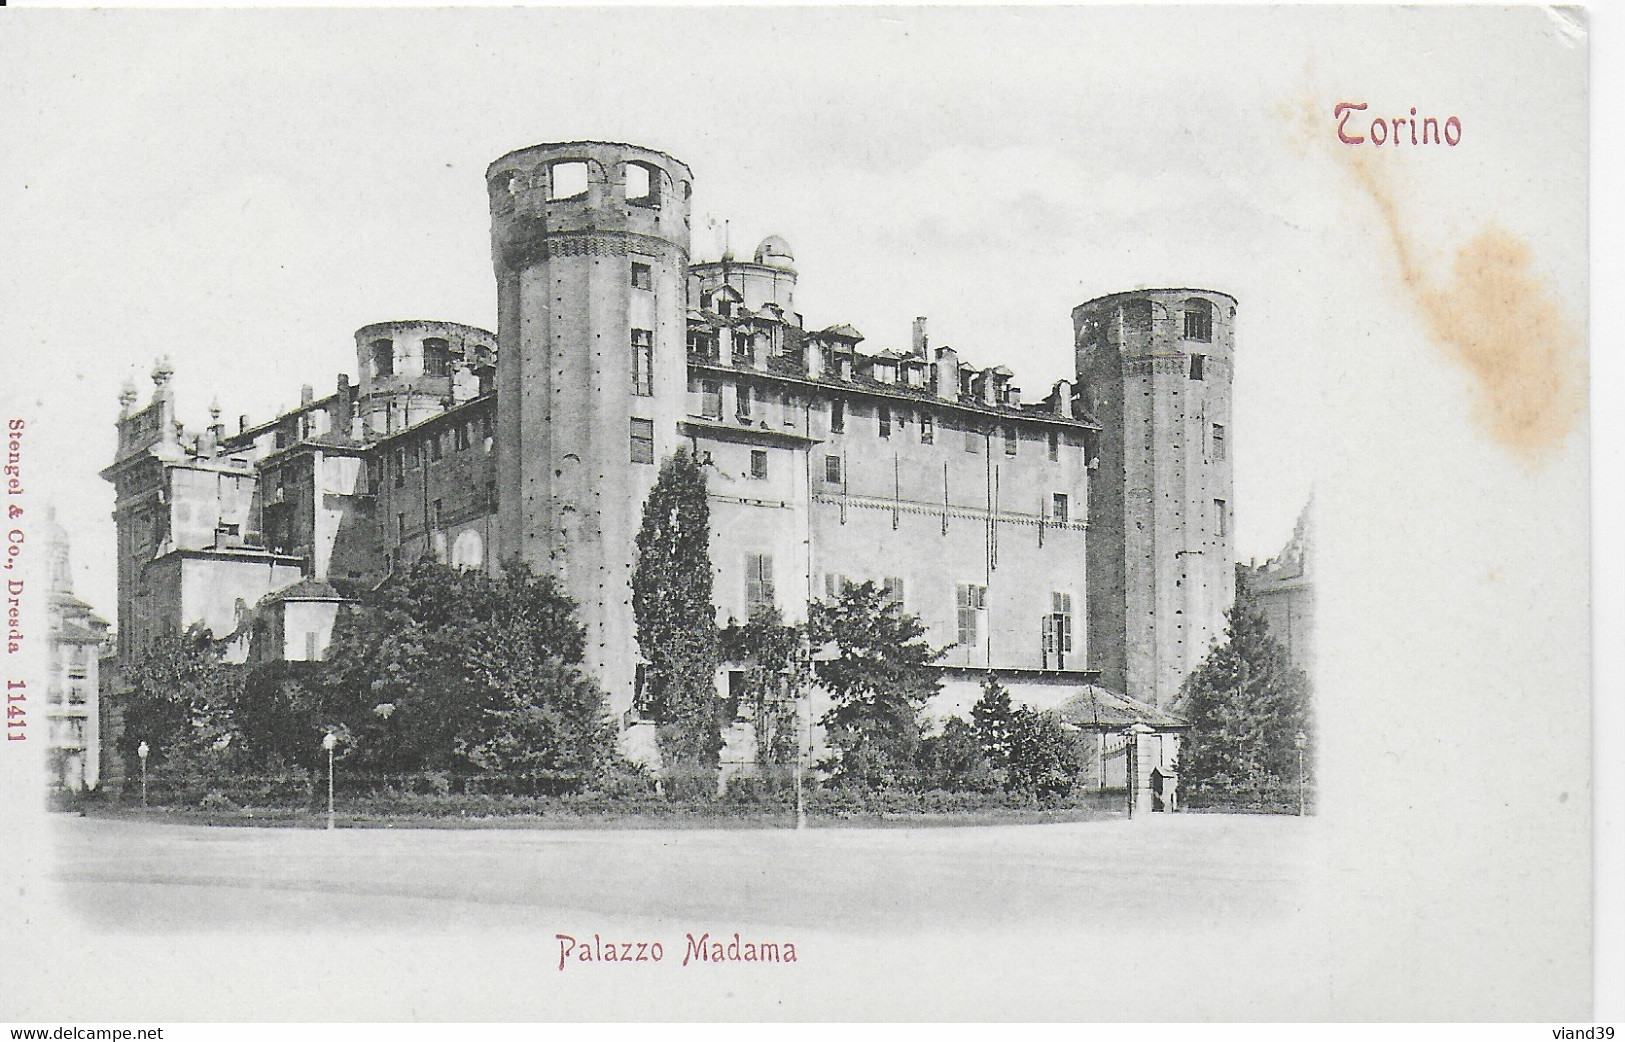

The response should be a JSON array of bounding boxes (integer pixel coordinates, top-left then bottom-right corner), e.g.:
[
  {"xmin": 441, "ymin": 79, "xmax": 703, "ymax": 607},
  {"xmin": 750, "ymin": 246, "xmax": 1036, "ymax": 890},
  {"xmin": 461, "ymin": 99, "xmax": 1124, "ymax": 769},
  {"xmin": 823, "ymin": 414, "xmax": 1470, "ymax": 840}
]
[
  {"xmin": 486, "ymin": 141, "xmax": 694, "ymax": 716},
  {"xmin": 1073, "ymin": 288, "xmax": 1237, "ymax": 708}
]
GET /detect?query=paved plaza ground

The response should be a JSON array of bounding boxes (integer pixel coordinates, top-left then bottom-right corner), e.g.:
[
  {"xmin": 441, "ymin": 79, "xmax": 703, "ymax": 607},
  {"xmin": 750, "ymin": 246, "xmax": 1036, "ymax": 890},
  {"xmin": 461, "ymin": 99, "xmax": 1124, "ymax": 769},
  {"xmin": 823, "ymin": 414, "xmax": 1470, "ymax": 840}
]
[{"xmin": 50, "ymin": 811, "xmax": 1311, "ymax": 933}]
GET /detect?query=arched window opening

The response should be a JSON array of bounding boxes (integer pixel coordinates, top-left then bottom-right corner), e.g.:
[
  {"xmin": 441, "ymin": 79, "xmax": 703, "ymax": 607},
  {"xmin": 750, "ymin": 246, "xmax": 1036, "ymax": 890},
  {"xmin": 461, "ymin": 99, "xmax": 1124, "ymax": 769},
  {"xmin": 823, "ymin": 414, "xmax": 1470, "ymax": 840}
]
[
  {"xmin": 549, "ymin": 161, "xmax": 589, "ymax": 201},
  {"xmin": 422, "ymin": 338, "xmax": 451, "ymax": 378},
  {"xmin": 1183, "ymin": 298, "xmax": 1214, "ymax": 342},
  {"xmin": 489, "ymin": 171, "xmax": 520, "ymax": 213},
  {"xmin": 625, "ymin": 162, "xmax": 659, "ymax": 206}
]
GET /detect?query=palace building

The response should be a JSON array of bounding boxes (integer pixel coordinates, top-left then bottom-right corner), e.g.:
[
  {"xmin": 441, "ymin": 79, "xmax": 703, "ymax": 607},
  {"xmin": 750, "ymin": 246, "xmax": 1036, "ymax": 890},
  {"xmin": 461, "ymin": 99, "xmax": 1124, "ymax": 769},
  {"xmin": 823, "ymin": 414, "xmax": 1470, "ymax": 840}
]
[{"xmin": 100, "ymin": 140, "xmax": 1237, "ymax": 768}]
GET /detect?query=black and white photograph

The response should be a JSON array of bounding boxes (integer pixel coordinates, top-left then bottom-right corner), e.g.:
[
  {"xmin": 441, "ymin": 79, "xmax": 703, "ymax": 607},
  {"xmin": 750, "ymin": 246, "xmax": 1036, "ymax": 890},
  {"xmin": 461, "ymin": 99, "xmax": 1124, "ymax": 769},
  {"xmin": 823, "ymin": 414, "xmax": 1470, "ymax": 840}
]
[{"xmin": 0, "ymin": 2, "xmax": 1605, "ymax": 1027}]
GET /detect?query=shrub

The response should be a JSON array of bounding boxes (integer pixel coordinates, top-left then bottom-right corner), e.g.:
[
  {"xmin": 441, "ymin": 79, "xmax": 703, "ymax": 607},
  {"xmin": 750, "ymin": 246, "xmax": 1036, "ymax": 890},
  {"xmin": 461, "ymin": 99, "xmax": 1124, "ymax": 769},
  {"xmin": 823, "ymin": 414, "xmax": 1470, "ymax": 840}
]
[{"xmin": 199, "ymin": 790, "xmax": 240, "ymax": 812}]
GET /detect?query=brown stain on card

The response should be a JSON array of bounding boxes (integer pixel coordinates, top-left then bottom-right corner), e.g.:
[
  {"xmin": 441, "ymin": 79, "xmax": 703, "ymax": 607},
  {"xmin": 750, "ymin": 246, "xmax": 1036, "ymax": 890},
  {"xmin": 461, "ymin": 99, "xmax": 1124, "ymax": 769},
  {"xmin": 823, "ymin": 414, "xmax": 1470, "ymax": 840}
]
[
  {"xmin": 1284, "ymin": 93, "xmax": 1584, "ymax": 466},
  {"xmin": 1347, "ymin": 152, "xmax": 1584, "ymax": 465}
]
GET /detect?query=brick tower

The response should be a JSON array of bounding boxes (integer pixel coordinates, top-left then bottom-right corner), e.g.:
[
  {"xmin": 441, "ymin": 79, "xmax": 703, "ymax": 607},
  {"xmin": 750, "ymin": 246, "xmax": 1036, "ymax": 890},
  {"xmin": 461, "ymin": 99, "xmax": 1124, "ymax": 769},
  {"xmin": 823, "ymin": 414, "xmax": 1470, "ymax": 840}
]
[
  {"xmin": 1073, "ymin": 289, "xmax": 1237, "ymax": 708},
  {"xmin": 486, "ymin": 141, "xmax": 694, "ymax": 715}
]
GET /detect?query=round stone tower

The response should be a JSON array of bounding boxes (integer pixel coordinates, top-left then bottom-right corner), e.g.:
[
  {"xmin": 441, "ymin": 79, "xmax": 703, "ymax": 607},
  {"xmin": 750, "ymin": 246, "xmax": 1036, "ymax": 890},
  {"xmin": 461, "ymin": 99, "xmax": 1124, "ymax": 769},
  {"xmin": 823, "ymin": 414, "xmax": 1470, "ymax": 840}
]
[
  {"xmin": 1073, "ymin": 289, "xmax": 1237, "ymax": 708},
  {"xmin": 486, "ymin": 141, "xmax": 694, "ymax": 716},
  {"xmin": 353, "ymin": 319, "xmax": 497, "ymax": 438}
]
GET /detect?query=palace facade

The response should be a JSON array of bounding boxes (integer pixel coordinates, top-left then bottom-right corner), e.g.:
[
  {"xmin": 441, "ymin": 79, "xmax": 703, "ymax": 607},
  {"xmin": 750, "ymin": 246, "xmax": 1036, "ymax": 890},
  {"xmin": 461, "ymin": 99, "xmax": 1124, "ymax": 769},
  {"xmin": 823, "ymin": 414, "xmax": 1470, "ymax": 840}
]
[{"xmin": 100, "ymin": 141, "xmax": 1237, "ymax": 768}]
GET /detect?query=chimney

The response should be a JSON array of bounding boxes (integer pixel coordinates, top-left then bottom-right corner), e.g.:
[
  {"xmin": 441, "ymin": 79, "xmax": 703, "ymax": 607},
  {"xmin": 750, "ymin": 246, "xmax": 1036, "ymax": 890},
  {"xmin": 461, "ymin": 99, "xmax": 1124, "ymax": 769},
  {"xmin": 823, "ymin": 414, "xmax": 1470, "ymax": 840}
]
[
  {"xmin": 1052, "ymin": 379, "xmax": 1074, "ymax": 417},
  {"xmin": 334, "ymin": 375, "xmax": 354, "ymax": 440},
  {"xmin": 300, "ymin": 384, "xmax": 315, "ymax": 407},
  {"xmin": 1007, "ymin": 386, "xmax": 1022, "ymax": 408},
  {"xmin": 933, "ymin": 346, "xmax": 958, "ymax": 402},
  {"xmin": 805, "ymin": 338, "xmax": 825, "ymax": 380},
  {"xmin": 911, "ymin": 316, "xmax": 929, "ymax": 358},
  {"xmin": 239, "ymin": 414, "xmax": 250, "ymax": 434}
]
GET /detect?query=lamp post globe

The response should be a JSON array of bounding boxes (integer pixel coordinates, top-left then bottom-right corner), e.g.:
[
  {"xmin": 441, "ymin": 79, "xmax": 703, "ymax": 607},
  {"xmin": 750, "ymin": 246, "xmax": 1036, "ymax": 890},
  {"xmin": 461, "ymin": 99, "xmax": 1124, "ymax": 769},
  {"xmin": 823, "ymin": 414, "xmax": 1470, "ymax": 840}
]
[
  {"xmin": 322, "ymin": 732, "xmax": 338, "ymax": 830},
  {"xmin": 136, "ymin": 741, "xmax": 149, "ymax": 807}
]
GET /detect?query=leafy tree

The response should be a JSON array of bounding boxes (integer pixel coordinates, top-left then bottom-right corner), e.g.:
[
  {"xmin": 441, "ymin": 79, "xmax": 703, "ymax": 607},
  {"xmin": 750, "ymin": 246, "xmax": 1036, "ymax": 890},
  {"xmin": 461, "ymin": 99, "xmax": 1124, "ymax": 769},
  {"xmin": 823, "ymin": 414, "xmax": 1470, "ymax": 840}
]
[
  {"xmin": 311, "ymin": 558, "xmax": 614, "ymax": 786},
  {"xmin": 915, "ymin": 716, "xmax": 999, "ymax": 793},
  {"xmin": 970, "ymin": 675, "xmax": 1017, "ymax": 771},
  {"xmin": 235, "ymin": 660, "xmax": 327, "ymax": 769},
  {"xmin": 1004, "ymin": 709, "xmax": 1084, "ymax": 798},
  {"xmin": 718, "ymin": 606, "xmax": 808, "ymax": 770},
  {"xmin": 116, "ymin": 626, "xmax": 244, "ymax": 771},
  {"xmin": 966, "ymin": 675, "xmax": 1082, "ymax": 797},
  {"xmin": 1177, "ymin": 567, "xmax": 1313, "ymax": 796},
  {"xmin": 631, "ymin": 449, "xmax": 723, "ymax": 786},
  {"xmin": 808, "ymin": 580, "xmax": 941, "ymax": 789}
]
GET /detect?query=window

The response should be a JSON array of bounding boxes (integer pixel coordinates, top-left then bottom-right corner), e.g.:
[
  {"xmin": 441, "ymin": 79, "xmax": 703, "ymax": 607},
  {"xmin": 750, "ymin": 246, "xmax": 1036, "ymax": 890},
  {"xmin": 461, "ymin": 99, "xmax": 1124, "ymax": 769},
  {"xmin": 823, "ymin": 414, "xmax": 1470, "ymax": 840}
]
[
  {"xmin": 920, "ymin": 413, "xmax": 934, "ymax": 444},
  {"xmin": 1004, "ymin": 426, "xmax": 1018, "ymax": 456},
  {"xmin": 955, "ymin": 583, "xmax": 987, "ymax": 647},
  {"xmin": 825, "ymin": 455, "xmax": 843, "ymax": 484},
  {"xmin": 631, "ymin": 329, "xmax": 654, "ymax": 396},
  {"xmin": 1190, "ymin": 354, "xmax": 1206, "ymax": 381},
  {"xmin": 1215, "ymin": 499, "xmax": 1228, "ymax": 538},
  {"xmin": 397, "ymin": 512, "xmax": 407, "ymax": 540},
  {"xmin": 878, "ymin": 404, "xmax": 891, "ymax": 439},
  {"xmin": 830, "ymin": 399, "xmax": 845, "ymax": 433},
  {"xmin": 423, "ymin": 338, "xmax": 451, "ymax": 378},
  {"xmin": 964, "ymin": 426, "xmax": 980, "ymax": 453},
  {"xmin": 631, "ymin": 261, "xmax": 653, "ymax": 291},
  {"xmin": 725, "ymin": 670, "xmax": 747, "ymax": 723},
  {"xmin": 882, "ymin": 576, "xmax": 905, "ymax": 610},
  {"xmin": 625, "ymin": 162, "xmax": 657, "ymax": 206},
  {"xmin": 1043, "ymin": 592, "xmax": 1074, "ymax": 669},
  {"xmin": 750, "ymin": 450, "xmax": 768, "ymax": 479},
  {"xmin": 371, "ymin": 339, "xmax": 394, "ymax": 378},
  {"xmin": 1048, "ymin": 430, "xmax": 1060, "ymax": 461},
  {"xmin": 1184, "ymin": 299, "xmax": 1214, "ymax": 342},
  {"xmin": 550, "ymin": 161, "xmax": 588, "ymax": 200},
  {"xmin": 781, "ymin": 392, "xmax": 794, "ymax": 427},
  {"xmin": 718, "ymin": 296, "xmax": 733, "ymax": 318},
  {"xmin": 393, "ymin": 449, "xmax": 405, "ymax": 487},
  {"xmin": 432, "ymin": 499, "xmax": 443, "ymax": 529},
  {"xmin": 630, "ymin": 417, "xmax": 655, "ymax": 464},
  {"xmin": 455, "ymin": 422, "xmax": 471, "ymax": 452},
  {"xmin": 406, "ymin": 445, "xmax": 420, "ymax": 470},
  {"xmin": 1052, "ymin": 493, "xmax": 1069, "ymax": 523},
  {"xmin": 736, "ymin": 383, "xmax": 753, "ymax": 420},
  {"xmin": 701, "ymin": 380, "xmax": 722, "ymax": 419},
  {"xmin": 823, "ymin": 573, "xmax": 848, "ymax": 599},
  {"xmin": 1212, "ymin": 423, "xmax": 1226, "ymax": 461},
  {"xmin": 745, "ymin": 553, "xmax": 775, "ymax": 614},
  {"xmin": 733, "ymin": 330, "xmax": 752, "ymax": 364},
  {"xmin": 428, "ymin": 433, "xmax": 443, "ymax": 462}
]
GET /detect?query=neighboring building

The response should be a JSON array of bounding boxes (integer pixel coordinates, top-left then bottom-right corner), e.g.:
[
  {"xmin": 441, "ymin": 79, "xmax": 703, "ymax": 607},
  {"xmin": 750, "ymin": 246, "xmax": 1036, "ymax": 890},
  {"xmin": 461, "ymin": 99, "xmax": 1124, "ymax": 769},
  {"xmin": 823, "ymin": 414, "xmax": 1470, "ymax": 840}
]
[
  {"xmin": 101, "ymin": 140, "xmax": 1239, "ymax": 767},
  {"xmin": 43, "ymin": 508, "xmax": 112, "ymax": 790},
  {"xmin": 1248, "ymin": 501, "xmax": 1313, "ymax": 672}
]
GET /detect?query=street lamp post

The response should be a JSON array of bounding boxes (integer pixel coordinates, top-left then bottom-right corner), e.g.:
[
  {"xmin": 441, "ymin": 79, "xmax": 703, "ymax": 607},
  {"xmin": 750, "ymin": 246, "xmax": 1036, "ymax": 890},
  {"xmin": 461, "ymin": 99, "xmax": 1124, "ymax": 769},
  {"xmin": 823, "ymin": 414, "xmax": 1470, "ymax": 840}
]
[
  {"xmin": 322, "ymin": 731, "xmax": 338, "ymax": 830},
  {"xmin": 795, "ymin": 686, "xmax": 808, "ymax": 831},
  {"xmin": 136, "ymin": 741, "xmax": 149, "ymax": 807},
  {"xmin": 1294, "ymin": 729, "xmax": 1308, "ymax": 817}
]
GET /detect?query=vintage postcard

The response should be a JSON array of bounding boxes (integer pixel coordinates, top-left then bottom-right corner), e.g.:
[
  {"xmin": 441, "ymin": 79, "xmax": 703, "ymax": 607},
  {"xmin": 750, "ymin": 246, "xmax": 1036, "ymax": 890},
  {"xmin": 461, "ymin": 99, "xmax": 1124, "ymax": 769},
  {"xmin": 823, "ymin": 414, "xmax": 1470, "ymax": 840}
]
[{"xmin": 0, "ymin": 3, "xmax": 1600, "ymax": 1025}]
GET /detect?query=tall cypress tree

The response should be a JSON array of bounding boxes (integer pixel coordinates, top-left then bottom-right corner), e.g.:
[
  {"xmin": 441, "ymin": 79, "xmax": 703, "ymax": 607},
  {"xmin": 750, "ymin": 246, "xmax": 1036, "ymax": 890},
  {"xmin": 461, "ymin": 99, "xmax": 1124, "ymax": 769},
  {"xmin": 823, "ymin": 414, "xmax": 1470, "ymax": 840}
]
[
  {"xmin": 631, "ymin": 449, "xmax": 722, "ymax": 790},
  {"xmin": 1177, "ymin": 567, "xmax": 1312, "ymax": 797}
]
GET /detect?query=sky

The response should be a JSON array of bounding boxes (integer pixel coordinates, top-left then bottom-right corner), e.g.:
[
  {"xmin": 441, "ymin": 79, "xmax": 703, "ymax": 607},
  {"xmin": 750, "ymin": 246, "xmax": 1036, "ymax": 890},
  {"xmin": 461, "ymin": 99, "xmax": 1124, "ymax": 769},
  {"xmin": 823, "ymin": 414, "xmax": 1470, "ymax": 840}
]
[{"xmin": 0, "ymin": 5, "xmax": 1581, "ymax": 620}]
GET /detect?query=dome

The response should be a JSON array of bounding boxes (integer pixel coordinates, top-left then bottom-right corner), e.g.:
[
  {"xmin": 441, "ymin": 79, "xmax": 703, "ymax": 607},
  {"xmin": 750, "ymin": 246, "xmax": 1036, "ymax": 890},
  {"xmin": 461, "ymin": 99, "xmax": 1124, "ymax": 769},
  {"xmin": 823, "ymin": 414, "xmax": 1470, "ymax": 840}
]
[{"xmin": 753, "ymin": 235, "xmax": 795, "ymax": 270}]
